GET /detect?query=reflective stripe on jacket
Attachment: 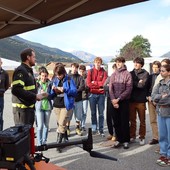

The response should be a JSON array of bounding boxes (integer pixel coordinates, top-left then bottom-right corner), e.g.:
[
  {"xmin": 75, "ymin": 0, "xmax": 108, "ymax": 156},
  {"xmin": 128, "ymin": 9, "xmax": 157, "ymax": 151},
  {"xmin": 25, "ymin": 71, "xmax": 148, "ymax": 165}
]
[{"xmin": 12, "ymin": 63, "xmax": 37, "ymax": 108}]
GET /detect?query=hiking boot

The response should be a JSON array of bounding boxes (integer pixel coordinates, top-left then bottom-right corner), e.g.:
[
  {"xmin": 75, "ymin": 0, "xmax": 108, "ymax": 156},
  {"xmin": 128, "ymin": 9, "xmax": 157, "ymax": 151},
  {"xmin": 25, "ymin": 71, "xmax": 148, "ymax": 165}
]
[
  {"xmin": 56, "ymin": 133, "xmax": 63, "ymax": 153},
  {"xmin": 64, "ymin": 130, "xmax": 69, "ymax": 142},
  {"xmin": 75, "ymin": 128, "xmax": 82, "ymax": 136}
]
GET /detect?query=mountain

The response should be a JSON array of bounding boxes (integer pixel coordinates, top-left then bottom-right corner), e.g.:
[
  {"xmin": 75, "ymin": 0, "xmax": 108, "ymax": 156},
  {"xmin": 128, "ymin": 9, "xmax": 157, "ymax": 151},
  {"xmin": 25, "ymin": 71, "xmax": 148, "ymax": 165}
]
[
  {"xmin": 160, "ymin": 51, "xmax": 170, "ymax": 58},
  {"xmin": 71, "ymin": 51, "xmax": 96, "ymax": 63},
  {"xmin": 0, "ymin": 36, "xmax": 83, "ymax": 63},
  {"xmin": 102, "ymin": 56, "xmax": 115, "ymax": 63},
  {"xmin": 71, "ymin": 50, "xmax": 114, "ymax": 63}
]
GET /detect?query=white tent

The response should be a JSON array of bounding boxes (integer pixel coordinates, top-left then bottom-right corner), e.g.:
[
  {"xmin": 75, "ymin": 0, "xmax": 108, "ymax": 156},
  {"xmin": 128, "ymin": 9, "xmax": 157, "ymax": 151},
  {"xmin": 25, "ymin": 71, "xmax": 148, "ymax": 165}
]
[{"xmin": 1, "ymin": 58, "xmax": 20, "ymax": 70}]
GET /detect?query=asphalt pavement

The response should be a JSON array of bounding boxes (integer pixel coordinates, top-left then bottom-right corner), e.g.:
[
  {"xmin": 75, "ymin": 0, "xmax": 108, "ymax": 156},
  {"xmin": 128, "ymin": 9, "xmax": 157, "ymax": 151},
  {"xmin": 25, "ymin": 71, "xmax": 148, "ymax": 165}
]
[{"xmin": 3, "ymin": 89, "xmax": 169, "ymax": 170}]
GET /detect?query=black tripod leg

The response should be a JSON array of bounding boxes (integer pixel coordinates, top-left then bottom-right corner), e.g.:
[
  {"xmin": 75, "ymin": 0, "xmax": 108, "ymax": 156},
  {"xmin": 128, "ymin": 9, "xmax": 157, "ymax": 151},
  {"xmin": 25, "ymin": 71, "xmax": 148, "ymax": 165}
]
[{"xmin": 23, "ymin": 155, "xmax": 36, "ymax": 170}]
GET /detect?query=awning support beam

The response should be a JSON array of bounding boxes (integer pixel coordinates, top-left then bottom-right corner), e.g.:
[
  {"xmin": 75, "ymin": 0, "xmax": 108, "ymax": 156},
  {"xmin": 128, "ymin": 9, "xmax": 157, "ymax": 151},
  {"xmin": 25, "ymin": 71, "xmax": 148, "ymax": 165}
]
[
  {"xmin": 0, "ymin": 4, "xmax": 40, "ymax": 23},
  {"xmin": 47, "ymin": 0, "xmax": 89, "ymax": 23},
  {"xmin": 0, "ymin": 0, "xmax": 45, "ymax": 30}
]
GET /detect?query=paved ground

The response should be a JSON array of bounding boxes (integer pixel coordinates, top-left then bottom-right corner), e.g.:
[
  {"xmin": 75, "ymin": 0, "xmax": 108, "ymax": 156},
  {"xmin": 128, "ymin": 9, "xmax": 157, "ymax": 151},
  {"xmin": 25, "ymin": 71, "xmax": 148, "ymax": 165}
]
[{"xmin": 3, "ymin": 89, "xmax": 169, "ymax": 170}]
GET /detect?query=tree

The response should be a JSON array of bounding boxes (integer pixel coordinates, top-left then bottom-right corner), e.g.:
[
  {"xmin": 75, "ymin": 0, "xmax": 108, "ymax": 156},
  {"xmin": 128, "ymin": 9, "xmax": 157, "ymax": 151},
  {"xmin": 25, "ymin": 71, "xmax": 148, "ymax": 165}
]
[{"xmin": 119, "ymin": 35, "xmax": 151, "ymax": 61}]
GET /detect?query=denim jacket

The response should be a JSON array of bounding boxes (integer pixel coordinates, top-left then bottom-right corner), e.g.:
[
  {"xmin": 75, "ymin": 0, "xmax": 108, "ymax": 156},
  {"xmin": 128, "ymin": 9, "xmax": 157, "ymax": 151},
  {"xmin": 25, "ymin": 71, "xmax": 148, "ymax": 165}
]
[
  {"xmin": 151, "ymin": 79, "xmax": 170, "ymax": 117},
  {"xmin": 50, "ymin": 74, "xmax": 77, "ymax": 111}
]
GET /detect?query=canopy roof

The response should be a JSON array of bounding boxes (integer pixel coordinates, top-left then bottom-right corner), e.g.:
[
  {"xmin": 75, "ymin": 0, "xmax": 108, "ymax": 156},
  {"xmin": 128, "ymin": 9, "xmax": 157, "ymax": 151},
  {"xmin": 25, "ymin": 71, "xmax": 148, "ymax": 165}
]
[{"xmin": 0, "ymin": 0, "xmax": 148, "ymax": 39}]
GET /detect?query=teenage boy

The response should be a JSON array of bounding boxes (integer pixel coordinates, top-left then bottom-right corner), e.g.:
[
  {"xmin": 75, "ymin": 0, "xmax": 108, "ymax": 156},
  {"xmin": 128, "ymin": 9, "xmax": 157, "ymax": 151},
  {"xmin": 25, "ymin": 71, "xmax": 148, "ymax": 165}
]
[
  {"xmin": 152, "ymin": 64, "xmax": 170, "ymax": 167},
  {"xmin": 86, "ymin": 57, "xmax": 107, "ymax": 137},
  {"xmin": 129, "ymin": 57, "xmax": 149, "ymax": 145},
  {"xmin": 147, "ymin": 61, "xmax": 161, "ymax": 145},
  {"xmin": 109, "ymin": 57, "xmax": 132, "ymax": 149},
  {"xmin": 79, "ymin": 64, "xmax": 89, "ymax": 131},
  {"xmin": 67, "ymin": 63, "xmax": 85, "ymax": 136}
]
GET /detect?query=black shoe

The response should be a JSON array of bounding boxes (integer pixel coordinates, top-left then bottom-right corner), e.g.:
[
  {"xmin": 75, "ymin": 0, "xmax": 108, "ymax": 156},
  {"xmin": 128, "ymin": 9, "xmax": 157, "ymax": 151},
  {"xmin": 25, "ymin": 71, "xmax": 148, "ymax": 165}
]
[
  {"xmin": 56, "ymin": 133, "xmax": 63, "ymax": 153},
  {"xmin": 149, "ymin": 139, "xmax": 159, "ymax": 145},
  {"xmin": 64, "ymin": 130, "xmax": 69, "ymax": 142},
  {"xmin": 123, "ymin": 142, "xmax": 129, "ymax": 149}
]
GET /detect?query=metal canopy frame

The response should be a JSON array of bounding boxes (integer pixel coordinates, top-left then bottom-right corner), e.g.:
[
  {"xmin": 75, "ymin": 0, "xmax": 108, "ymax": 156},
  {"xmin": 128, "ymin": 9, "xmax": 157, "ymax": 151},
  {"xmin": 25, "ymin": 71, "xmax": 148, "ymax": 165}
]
[{"xmin": 0, "ymin": 0, "xmax": 148, "ymax": 39}]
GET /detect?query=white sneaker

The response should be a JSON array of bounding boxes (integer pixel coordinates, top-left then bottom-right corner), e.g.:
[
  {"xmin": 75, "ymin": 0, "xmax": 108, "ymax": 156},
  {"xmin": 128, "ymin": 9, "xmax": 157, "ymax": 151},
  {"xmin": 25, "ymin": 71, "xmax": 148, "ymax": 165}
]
[{"xmin": 139, "ymin": 139, "xmax": 145, "ymax": 145}]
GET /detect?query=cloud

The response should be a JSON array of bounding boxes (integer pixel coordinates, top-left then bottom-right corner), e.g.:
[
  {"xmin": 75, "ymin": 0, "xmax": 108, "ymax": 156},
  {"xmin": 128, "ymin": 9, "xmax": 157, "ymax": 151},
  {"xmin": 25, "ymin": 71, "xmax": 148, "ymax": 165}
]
[
  {"xmin": 161, "ymin": 0, "xmax": 170, "ymax": 6},
  {"xmin": 143, "ymin": 16, "xmax": 170, "ymax": 56},
  {"xmin": 19, "ymin": 1, "xmax": 170, "ymax": 57}
]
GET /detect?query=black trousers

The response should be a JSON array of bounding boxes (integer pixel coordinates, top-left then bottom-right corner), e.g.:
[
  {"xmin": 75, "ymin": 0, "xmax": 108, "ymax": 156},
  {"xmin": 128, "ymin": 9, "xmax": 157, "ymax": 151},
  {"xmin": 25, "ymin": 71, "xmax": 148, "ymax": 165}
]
[
  {"xmin": 13, "ymin": 107, "xmax": 35, "ymax": 127},
  {"xmin": 106, "ymin": 97, "xmax": 115, "ymax": 136},
  {"xmin": 112, "ymin": 100, "xmax": 130, "ymax": 143}
]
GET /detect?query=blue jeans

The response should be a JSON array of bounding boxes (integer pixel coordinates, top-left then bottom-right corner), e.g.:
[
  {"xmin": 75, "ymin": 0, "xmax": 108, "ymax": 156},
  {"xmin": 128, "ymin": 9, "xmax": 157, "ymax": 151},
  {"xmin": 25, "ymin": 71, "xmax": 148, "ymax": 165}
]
[
  {"xmin": 81, "ymin": 99, "xmax": 88, "ymax": 128},
  {"xmin": 158, "ymin": 115, "xmax": 170, "ymax": 158},
  {"xmin": 89, "ymin": 94, "xmax": 105, "ymax": 132},
  {"xmin": 0, "ymin": 97, "xmax": 4, "ymax": 131},
  {"xmin": 36, "ymin": 109, "xmax": 51, "ymax": 146},
  {"xmin": 69, "ymin": 101, "xmax": 83, "ymax": 122}
]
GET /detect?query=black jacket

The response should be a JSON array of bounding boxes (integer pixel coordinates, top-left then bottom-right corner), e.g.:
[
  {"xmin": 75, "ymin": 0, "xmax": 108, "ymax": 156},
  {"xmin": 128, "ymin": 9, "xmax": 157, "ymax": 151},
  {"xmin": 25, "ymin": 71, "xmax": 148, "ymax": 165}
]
[
  {"xmin": 12, "ymin": 63, "xmax": 37, "ymax": 107},
  {"xmin": 0, "ymin": 68, "xmax": 9, "ymax": 97},
  {"xmin": 69, "ymin": 72, "xmax": 85, "ymax": 102},
  {"xmin": 130, "ymin": 68, "xmax": 149, "ymax": 103},
  {"xmin": 147, "ymin": 73, "xmax": 159, "ymax": 97},
  {"xmin": 81, "ymin": 73, "xmax": 89, "ymax": 100}
]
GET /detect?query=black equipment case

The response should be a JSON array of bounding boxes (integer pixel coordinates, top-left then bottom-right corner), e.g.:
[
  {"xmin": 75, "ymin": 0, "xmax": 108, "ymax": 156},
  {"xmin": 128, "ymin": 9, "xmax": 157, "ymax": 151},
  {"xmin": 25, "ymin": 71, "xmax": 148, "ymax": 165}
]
[{"xmin": 0, "ymin": 125, "xmax": 31, "ymax": 169}]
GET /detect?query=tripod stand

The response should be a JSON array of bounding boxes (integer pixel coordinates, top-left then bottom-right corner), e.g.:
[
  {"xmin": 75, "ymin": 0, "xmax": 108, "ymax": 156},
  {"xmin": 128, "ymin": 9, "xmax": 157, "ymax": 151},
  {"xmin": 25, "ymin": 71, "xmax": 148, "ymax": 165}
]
[{"xmin": 0, "ymin": 127, "xmax": 117, "ymax": 170}]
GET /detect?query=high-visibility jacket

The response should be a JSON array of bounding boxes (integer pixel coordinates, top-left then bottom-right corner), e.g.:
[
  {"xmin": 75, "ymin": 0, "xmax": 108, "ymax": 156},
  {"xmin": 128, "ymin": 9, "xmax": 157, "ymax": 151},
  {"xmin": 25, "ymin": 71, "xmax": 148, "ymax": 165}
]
[{"xmin": 11, "ymin": 63, "xmax": 37, "ymax": 109}]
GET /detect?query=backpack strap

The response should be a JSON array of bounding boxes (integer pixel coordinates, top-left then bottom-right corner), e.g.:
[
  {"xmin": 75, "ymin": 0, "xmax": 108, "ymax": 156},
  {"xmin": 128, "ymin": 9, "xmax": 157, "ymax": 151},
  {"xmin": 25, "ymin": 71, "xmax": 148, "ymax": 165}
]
[{"xmin": 90, "ymin": 68, "xmax": 104, "ymax": 81}]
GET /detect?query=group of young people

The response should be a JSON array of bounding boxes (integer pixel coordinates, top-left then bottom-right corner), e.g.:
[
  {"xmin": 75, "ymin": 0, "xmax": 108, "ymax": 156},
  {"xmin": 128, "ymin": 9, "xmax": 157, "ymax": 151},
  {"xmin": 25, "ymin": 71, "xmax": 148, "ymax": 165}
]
[
  {"xmin": 105, "ymin": 57, "xmax": 170, "ymax": 167},
  {"xmin": 8, "ymin": 48, "xmax": 170, "ymax": 166}
]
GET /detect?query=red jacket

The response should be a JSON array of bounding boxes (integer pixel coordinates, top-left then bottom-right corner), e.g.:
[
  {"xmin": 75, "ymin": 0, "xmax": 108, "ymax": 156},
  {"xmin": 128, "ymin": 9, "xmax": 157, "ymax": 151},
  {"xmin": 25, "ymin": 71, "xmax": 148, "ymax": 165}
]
[{"xmin": 86, "ymin": 67, "xmax": 107, "ymax": 94}]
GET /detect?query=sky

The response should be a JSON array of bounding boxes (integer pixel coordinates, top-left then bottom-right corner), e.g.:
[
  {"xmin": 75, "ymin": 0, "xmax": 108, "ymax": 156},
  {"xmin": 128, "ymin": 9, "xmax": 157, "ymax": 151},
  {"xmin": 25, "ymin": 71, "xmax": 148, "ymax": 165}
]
[{"xmin": 19, "ymin": 0, "xmax": 170, "ymax": 57}]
